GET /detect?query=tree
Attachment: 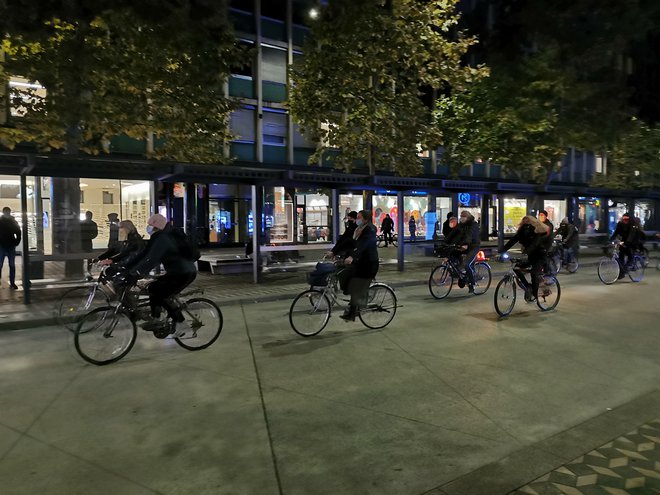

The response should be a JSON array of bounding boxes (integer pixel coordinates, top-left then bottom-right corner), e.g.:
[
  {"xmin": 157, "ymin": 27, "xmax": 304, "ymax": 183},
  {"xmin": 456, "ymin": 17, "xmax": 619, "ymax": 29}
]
[
  {"xmin": 594, "ymin": 119, "xmax": 660, "ymax": 189},
  {"xmin": 0, "ymin": 1, "xmax": 245, "ymax": 162},
  {"xmin": 289, "ymin": 0, "xmax": 485, "ymax": 176}
]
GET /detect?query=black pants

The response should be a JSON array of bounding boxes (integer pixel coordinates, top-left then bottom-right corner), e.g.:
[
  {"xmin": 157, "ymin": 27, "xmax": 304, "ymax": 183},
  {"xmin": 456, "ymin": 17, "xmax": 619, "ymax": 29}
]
[
  {"xmin": 514, "ymin": 254, "xmax": 545, "ymax": 298},
  {"xmin": 148, "ymin": 272, "xmax": 197, "ymax": 322},
  {"xmin": 460, "ymin": 246, "xmax": 480, "ymax": 286},
  {"xmin": 383, "ymin": 231, "xmax": 393, "ymax": 246}
]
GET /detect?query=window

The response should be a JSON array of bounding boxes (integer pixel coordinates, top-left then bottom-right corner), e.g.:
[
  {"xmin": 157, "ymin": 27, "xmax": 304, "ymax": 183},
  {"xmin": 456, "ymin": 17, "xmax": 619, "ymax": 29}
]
[
  {"xmin": 102, "ymin": 191, "xmax": 115, "ymax": 204},
  {"xmin": 231, "ymin": 107, "xmax": 256, "ymax": 142},
  {"xmin": 262, "ymin": 46, "xmax": 287, "ymax": 84},
  {"xmin": 263, "ymin": 110, "xmax": 287, "ymax": 146}
]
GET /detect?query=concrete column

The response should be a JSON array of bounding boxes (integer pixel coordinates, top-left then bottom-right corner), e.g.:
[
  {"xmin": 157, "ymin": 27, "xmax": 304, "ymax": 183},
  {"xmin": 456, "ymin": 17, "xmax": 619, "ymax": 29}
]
[
  {"xmin": 497, "ymin": 195, "xmax": 505, "ymax": 252},
  {"xmin": 396, "ymin": 190, "xmax": 405, "ymax": 272},
  {"xmin": 363, "ymin": 190, "xmax": 373, "ymax": 211},
  {"xmin": 286, "ymin": 0, "xmax": 294, "ymax": 165},
  {"xmin": 331, "ymin": 188, "xmax": 340, "ymax": 244},
  {"xmin": 51, "ymin": 177, "xmax": 81, "ymax": 278},
  {"xmin": 601, "ymin": 198, "xmax": 610, "ymax": 234},
  {"xmin": 480, "ymin": 194, "xmax": 490, "ymax": 241},
  {"xmin": 20, "ymin": 174, "xmax": 31, "ymax": 303},
  {"xmin": 255, "ymin": 0, "xmax": 263, "ymax": 163},
  {"xmin": 251, "ymin": 185, "xmax": 263, "ymax": 284}
]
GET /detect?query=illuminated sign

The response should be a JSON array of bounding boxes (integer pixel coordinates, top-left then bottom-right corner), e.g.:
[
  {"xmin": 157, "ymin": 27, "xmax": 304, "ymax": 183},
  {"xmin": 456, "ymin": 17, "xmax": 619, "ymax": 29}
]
[{"xmin": 458, "ymin": 193, "xmax": 471, "ymax": 205}]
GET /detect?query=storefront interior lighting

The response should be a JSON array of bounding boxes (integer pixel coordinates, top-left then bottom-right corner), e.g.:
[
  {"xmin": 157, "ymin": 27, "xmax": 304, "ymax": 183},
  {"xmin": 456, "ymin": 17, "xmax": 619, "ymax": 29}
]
[{"xmin": 309, "ymin": 8, "xmax": 319, "ymax": 19}]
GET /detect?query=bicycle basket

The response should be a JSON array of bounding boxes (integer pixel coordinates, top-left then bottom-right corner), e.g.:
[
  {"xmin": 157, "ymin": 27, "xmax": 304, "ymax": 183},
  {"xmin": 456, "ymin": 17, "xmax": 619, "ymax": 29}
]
[
  {"xmin": 603, "ymin": 244, "xmax": 616, "ymax": 257},
  {"xmin": 306, "ymin": 262, "xmax": 336, "ymax": 286},
  {"xmin": 434, "ymin": 244, "xmax": 461, "ymax": 257}
]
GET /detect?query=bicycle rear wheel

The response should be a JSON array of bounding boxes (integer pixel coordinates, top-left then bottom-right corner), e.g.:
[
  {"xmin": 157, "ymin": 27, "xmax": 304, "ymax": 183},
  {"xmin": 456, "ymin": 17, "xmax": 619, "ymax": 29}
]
[
  {"xmin": 472, "ymin": 262, "xmax": 492, "ymax": 295},
  {"xmin": 598, "ymin": 257, "xmax": 620, "ymax": 285},
  {"xmin": 174, "ymin": 298, "xmax": 223, "ymax": 350},
  {"xmin": 536, "ymin": 275, "xmax": 561, "ymax": 311},
  {"xmin": 58, "ymin": 285, "xmax": 110, "ymax": 332},
  {"xmin": 551, "ymin": 253, "xmax": 562, "ymax": 275},
  {"xmin": 628, "ymin": 256, "xmax": 645, "ymax": 283},
  {"xmin": 494, "ymin": 277, "xmax": 516, "ymax": 317},
  {"xmin": 74, "ymin": 308, "xmax": 136, "ymax": 365},
  {"xmin": 289, "ymin": 289, "xmax": 331, "ymax": 337},
  {"xmin": 359, "ymin": 283, "xmax": 397, "ymax": 329},
  {"xmin": 428, "ymin": 264, "xmax": 453, "ymax": 299}
]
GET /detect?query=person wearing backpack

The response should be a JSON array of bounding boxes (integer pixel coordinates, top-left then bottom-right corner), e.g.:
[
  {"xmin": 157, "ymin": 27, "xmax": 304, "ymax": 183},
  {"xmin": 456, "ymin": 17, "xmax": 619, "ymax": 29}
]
[{"xmin": 123, "ymin": 214, "xmax": 197, "ymax": 331}]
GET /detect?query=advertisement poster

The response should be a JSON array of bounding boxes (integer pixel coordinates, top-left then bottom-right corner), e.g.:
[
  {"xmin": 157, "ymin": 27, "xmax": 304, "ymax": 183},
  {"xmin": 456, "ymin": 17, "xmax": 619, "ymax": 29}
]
[{"xmin": 503, "ymin": 206, "xmax": 526, "ymax": 233}]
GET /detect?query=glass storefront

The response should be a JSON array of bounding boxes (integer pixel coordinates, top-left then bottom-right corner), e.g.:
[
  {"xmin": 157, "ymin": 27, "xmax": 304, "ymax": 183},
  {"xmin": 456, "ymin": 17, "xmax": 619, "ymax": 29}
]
[
  {"xmin": 578, "ymin": 197, "xmax": 603, "ymax": 234},
  {"xmin": 339, "ymin": 193, "xmax": 363, "ymax": 234},
  {"xmin": 296, "ymin": 191, "xmax": 330, "ymax": 243},
  {"xmin": 373, "ymin": 194, "xmax": 398, "ymax": 232},
  {"xmin": 404, "ymin": 195, "xmax": 428, "ymax": 240},
  {"xmin": 635, "ymin": 200, "xmax": 654, "ymax": 229},
  {"xmin": 457, "ymin": 192, "xmax": 482, "ymax": 223},
  {"xmin": 264, "ymin": 187, "xmax": 294, "ymax": 244},
  {"xmin": 208, "ymin": 184, "xmax": 251, "ymax": 245},
  {"xmin": 543, "ymin": 200, "xmax": 566, "ymax": 227},
  {"xmin": 503, "ymin": 197, "xmax": 527, "ymax": 234}
]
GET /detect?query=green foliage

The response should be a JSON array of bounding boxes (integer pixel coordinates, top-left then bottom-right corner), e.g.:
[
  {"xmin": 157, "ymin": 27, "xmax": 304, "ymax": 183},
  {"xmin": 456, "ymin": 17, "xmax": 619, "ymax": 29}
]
[
  {"xmin": 0, "ymin": 2, "xmax": 245, "ymax": 163},
  {"xmin": 594, "ymin": 119, "xmax": 660, "ymax": 189},
  {"xmin": 289, "ymin": 0, "xmax": 486, "ymax": 176}
]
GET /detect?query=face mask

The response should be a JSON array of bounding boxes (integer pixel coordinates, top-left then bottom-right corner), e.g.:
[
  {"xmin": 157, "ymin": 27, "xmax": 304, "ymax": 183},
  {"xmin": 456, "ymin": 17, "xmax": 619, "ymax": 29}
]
[
  {"xmin": 118, "ymin": 229, "xmax": 128, "ymax": 242},
  {"xmin": 356, "ymin": 219, "xmax": 364, "ymax": 226},
  {"xmin": 146, "ymin": 225, "xmax": 155, "ymax": 235},
  {"xmin": 460, "ymin": 217, "xmax": 467, "ymax": 223}
]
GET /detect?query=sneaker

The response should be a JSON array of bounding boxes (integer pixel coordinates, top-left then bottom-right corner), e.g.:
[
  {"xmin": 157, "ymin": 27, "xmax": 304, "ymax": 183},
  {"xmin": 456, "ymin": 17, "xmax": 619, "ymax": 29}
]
[
  {"xmin": 457, "ymin": 279, "xmax": 466, "ymax": 289},
  {"xmin": 141, "ymin": 318, "xmax": 165, "ymax": 332},
  {"xmin": 468, "ymin": 285, "xmax": 474, "ymax": 294},
  {"xmin": 339, "ymin": 309, "xmax": 356, "ymax": 322},
  {"xmin": 9, "ymin": 283, "xmax": 18, "ymax": 290}
]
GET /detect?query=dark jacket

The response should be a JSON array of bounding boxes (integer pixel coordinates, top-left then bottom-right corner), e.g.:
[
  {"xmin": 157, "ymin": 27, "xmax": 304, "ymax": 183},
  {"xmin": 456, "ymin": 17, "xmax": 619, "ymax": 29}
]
[
  {"xmin": 502, "ymin": 224, "xmax": 546, "ymax": 259},
  {"xmin": 408, "ymin": 218, "xmax": 416, "ymax": 232},
  {"xmin": 0, "ymin": 214, "xmax": 21, "ymax": 249},
  {"xmin": 541, "ymin": 219, "xmax": 554, "ymax": 250},
  {"xmin": 98, "ymin": 232, "xmax": 145, "ymax": 266},
  {"xmin": 351, "ymin": 224, "xmax": 379, "ymax": 279},
  {"xmin": 627, "ymin": 226, "xmax": 646, "ymax": 250},
  {"xmin": 610, "ymin": 221, "xmax": 631, "ymax": 242},
  {"xmin": 381, "ymin": 216, "xmax": 394, "ymax": 233},
  {"xmin": 442, "ymin": 218, "xmax": 453, "ymax": 237},
  {"xmin": 80, "ymin": 219, "xmax": 98, "ymax": 251},
  {"xmin": 125, "ymin": 224, "xmax": 196, "ymax": 276},
  {"xmin": 555, "ymin": 223, "xmax": 579, "ymax": 249},
  {"xmin": 444, "ymin": 226, "xmax": 464, "ymax": 246},
  {"xmin": 332, "ymin": 221, "xmax": 357, "ymax": 256},
  {"xmin": 458, "ymin": 215, "xmax": 480, "ymax": 249}
]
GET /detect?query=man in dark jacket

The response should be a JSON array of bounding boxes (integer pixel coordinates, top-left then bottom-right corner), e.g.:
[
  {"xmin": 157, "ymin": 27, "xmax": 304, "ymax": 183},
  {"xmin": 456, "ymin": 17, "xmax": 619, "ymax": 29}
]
[
  {"xmin": 442, "ymin": 212, "xmax": 455, "ymax": 237},
  {"xmin": 0, "ymin": 207, "xmax": 21, "ymax": 289},
  {"xmin": 554, "ymin": 217, "xmax": 579, "ymax": 263},
  {"xmin": 538, "ymin": 210, "xmax": 554, "ymax": 273},
  {"xmin": 80, "ymin": 211, "xmax": 98, "ymax": 278},
  {"xmin": 610, "ymin": 212, "xmax": 632, "ymax": 276},
  {"xmin": 329, "ymin": 211, "xmax": 357, "ymax": 258},
  {"xmin": 341, "ymin": 210, "xmax": 379, "ymax": 321},
  {"xmin": 457, "ymin": 211, "xmax": 481, "ymax": 293},
  {"xmin": 381, "ymin": 214, "xmax": 394, "ymax": 246},
  {"xmin": 124, "ymin": 214, "xmax": 197, "ymax": 332}
]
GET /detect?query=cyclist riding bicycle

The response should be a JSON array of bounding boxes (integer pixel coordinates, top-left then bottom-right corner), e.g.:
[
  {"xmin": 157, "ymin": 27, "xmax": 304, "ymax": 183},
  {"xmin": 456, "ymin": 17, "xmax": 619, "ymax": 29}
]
[
  {"xmin": 327, "ymin": 210, "xmax": 357, "ymax": 259},
  {"xmin": 456, "ymin": 211, "xmax": 481, "ymax": 294},
  {"xmin": 499, "ymin": 215, "xmax": 550, "ymax": 302},
  {"xmin": 340, "ymin": 209, "xmax": 379, "ymax": 322},
  {"xmin": 610, "ymin": 212, "xmax": 632, "ymax": 278},
  {"xmin": 626, "ymin": 216, "xmax": 647, "ymax": 257},
  {"xmin": 554, "ymin": 217, "xmax": 579, "ymax": 263},
  {"xmin": 95, "ymin": 220, "xmax": 145, "ymax": 268},
  {"xmin": 123, "ymin": 214, "xmax": 197, "ymax": 331}
]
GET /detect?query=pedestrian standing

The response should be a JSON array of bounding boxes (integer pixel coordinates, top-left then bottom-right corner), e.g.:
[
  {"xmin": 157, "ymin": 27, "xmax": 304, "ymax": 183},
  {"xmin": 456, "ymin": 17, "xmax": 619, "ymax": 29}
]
[
  {"xmin": 80, "ymin": 211, "xmax": 98, "ymax": 279},
  {"xmin": 107, "ymin": 213, "xmax": 120, "ymax": 248},
  {"xmin": 381, "ymin": 214, "xmax": 394, "ymax": 246},
  {"xmin": 0, "ymin": 207, "xmax": 21, "ymax": 290},
  {"xmin": 409, "ymin": 216, "xmax": 417, "ymax": 242}
]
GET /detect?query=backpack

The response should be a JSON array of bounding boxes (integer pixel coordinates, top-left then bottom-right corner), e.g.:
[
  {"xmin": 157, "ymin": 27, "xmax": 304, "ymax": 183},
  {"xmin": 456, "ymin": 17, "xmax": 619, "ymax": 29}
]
[{"xmin": 172, "ymin": 228, "xmax": 201, "ymax": 262}]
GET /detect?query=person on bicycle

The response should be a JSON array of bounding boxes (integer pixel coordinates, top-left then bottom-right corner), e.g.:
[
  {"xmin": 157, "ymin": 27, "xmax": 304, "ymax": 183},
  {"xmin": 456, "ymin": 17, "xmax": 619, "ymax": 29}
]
[
  {"xmin": 554, "ymin": 218, "xmax": 579, "ymax": 263},
  {"xmin": 442, "ymin": 212, "xmax": 455, "ymax": 237},
  {"xmin": 626, "ymin": 217, "xmax": 647, "ymax": 256},
  {"xmin": 96, "ymin": 220, "xmax": 145, "ymax": 268},
  {"xmin": 328, "ymin": 211, "xmax": 357, "ymax": 258},
  {"xmin": 499, "ymin": 215, "xmax": 550, "ymax": 302},
  {"xmin": 123, "ymin": 214, "xmax": 197, "ymax": 331},
  {"xmin": 456, "ymin": 211, "xmax": 481, "ymax": 293},
  {"xmin": 610, "ymin": 212, "xmax": 632, "ymax": 277},
  {"xmin": 340, "ymin": 210, "xmax": 379, "ymax": 321},
  {"xmin": 381, "ymin": 214, "xmax": 395, "ymax": 247}
]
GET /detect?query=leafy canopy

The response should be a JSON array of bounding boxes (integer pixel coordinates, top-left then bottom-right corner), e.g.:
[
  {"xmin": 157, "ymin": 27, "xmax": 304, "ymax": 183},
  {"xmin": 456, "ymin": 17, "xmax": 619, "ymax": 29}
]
[{"xmin": 289, "ymin": 0, "xmax": 486, "ymax": 176}]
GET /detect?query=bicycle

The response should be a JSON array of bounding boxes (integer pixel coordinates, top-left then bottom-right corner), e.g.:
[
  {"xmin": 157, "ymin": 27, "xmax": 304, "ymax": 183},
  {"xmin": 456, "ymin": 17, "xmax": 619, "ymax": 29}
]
[
  {"xmin": 74, "ymin": 272, "xmax": 223, "ymax": 365},
  {"xmin": 428, "ymin": 245, "xmax": 492, "ymax": 299},
  {"xmin": 493, "ymin": 254, "xmax": 561, "ymax": 317},
  {"xmin": 289, "ymin": 259, "xmax": 397, "ymax": 337},
  {"xmin": 377, "ymin": 232, "xmax": 398, "ymax": 248},
  {"xmin": 548, "ymin": 237, "xmax": 579, "ymax": 274},
  {"xmin": 57, "ymin": 263, "xmax": 113, "ymax": 331},
  {"xmin": 597, "ymin": 242, "xmax": 646, "ymax": 285}
]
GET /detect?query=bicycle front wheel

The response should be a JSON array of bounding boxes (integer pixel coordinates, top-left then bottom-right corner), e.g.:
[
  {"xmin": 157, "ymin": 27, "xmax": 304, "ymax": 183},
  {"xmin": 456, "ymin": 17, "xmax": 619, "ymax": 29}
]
[
  {"xmin": 289, "ymin": 289, "xmax": 331, "ymax": 337},
  {"xmin": 566, "ymin": 257, "xmax": 579, "ymax": 273},
  {"xmin": 58, "ymin": 285, "xmax": 111, "ymax": 332},
  {"xmin": 74, "ymin": 308, "xmax": 136, "ymax": 366},
  {"xmin": 598, "ymin": 257, "xmax": 620, "ymax": 285},
  {"xmin": 537, "ymin": 275, "xmax": 561, "ymax": 312},
  {"xmin": 359, "ymin": 283, "xmax": 397, "ymax": 329},
  {"xmin": 494, "ymin": 277, "xmax": 516, "ymax": 317},
  {"xmin": 175, "ymin": 298, "xmax": 223, "ymax": 350},
  {"xmin": 472, "ymin": 262, "xmax": 492, "ymax": 295},
  {"xmin": 429, "ymin": 264, "xmax": 453, "ymax": 299},
  {"xmin": 551, "ymin": 253, "xmax": 562, "ymax": 275},
  {"xmin": 628, "ymin": 256, "xmax": 645, "ymax": 283}
]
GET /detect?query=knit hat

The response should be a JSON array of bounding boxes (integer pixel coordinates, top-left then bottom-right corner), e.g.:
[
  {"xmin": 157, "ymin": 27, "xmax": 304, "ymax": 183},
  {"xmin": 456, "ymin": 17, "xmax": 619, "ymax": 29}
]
[
  {"xmin": 347, "ymin": 211, "xmax": 358, "ymax": 219},
  {"xmin": 148, "ymin": 213, "xmax": 168, "ymax": 231},
  {"xmin": 560, "ymin": 217, "xmax": 569, "ymax": 224}
]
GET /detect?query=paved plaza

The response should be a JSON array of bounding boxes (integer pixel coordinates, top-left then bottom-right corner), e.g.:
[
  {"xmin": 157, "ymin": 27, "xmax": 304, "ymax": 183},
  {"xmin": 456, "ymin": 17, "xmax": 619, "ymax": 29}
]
[{"xmin": 1, "ymin": 264, "xmax": 660, "ymax": 494}]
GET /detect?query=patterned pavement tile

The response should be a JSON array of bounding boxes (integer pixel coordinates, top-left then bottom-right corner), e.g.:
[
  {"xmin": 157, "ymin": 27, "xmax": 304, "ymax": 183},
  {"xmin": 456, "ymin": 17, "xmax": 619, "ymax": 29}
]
[{"xmin": 513, "ymin": 420, "xmax": 660, "ymax": 495}]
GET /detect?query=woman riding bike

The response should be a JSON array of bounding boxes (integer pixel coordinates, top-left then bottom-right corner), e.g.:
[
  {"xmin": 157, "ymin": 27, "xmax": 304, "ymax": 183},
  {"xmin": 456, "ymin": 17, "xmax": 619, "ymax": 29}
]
[
  {"xmin": 499, "ymin": 215, "xmax": 550, "ymax": 302},
  {"xmin": 339, "ymin": 210, "xmax": 379, "ymax": 322},
  {"xmin": 95, "ymin": 220, "xmax": 145, "ymax": 268}
]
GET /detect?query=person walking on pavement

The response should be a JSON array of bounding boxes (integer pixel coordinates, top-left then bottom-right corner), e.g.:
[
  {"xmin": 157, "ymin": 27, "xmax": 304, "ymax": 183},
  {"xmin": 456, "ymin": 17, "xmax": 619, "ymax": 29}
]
[
  {"xmin": 381, "ymin": 213, "xmax": 394, "ymax": 247},
  {"xmin": 0, "ymin": 207, "xmax": 21, "ymax": 290},
  {"xmin": 409, "ymin": 216, "xmax": 417, "ymax": 242},
  {"xmin": 340, "ymin": 210, "xmax": 379, "ymax": 322},
  {"xmin": 80, "ymin": 211, "xmax": 98, "ymax": 279}
]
